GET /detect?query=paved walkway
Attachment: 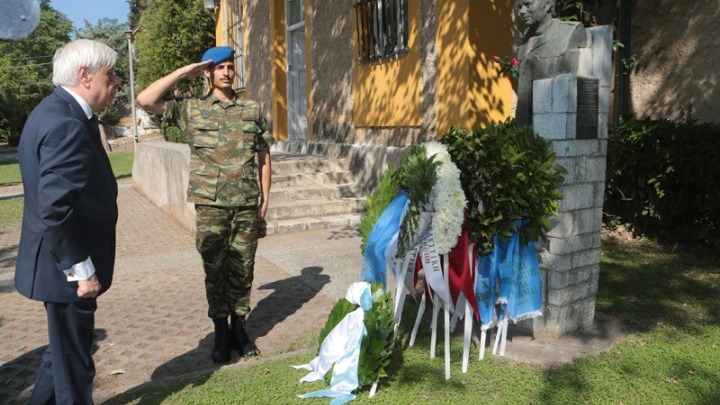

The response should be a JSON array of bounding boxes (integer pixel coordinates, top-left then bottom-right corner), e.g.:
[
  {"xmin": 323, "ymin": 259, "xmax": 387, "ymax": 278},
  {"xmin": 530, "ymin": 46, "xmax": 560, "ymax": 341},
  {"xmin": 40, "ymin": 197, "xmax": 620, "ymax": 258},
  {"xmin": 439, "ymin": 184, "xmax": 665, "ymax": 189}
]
[
  {"xmin": 0, "ymin": 179, "xmax": 632, "ymax": 404},
  {"xmin": 0, "ymin": 180, "xmax": 366, "ymax": 403}
]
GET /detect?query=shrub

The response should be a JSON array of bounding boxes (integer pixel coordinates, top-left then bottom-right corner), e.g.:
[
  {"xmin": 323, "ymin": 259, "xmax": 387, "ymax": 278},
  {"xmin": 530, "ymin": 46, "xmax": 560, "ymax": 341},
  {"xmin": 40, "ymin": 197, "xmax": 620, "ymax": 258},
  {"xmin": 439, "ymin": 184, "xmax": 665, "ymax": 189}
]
[
  {"xmin": 605, "ymin": 118, "xmax": 720, "ymax": 248},
  {"xmin": 163, "ymin": 125, "xmax": 186, "ymax": 143}
]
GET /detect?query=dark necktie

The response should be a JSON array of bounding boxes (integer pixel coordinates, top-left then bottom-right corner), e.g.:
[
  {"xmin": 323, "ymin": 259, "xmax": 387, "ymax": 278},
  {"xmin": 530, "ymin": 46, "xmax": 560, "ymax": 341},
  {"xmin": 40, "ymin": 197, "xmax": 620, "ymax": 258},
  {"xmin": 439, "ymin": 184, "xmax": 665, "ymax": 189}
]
[
  {"xmin": 87, "ymin": 116, "xmax": 112, "ymax": 170},
  {"xmin": 88, "ymin": 115, "xmax": 100, "ymax": 137}
]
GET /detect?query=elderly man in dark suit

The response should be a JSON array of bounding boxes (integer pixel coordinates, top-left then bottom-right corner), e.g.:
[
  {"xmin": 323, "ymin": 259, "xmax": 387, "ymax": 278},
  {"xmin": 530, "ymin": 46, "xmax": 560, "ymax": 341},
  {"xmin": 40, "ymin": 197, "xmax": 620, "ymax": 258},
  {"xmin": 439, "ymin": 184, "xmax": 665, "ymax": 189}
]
[{"xmin": 15, "ymin": 38, "xmax": 121, "ymax": 404}]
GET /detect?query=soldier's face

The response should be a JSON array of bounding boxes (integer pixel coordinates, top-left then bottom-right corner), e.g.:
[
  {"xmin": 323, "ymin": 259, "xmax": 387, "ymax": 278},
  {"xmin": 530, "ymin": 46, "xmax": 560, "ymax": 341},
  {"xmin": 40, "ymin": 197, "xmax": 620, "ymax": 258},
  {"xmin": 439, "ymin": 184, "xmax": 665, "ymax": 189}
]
[
  {"xmin": 206, "ymin": 60, "xmax": 235, "ymax": 90},
  {"xmin": 517, "ymin": 0, "xmax": 550, "ymax": 27}
]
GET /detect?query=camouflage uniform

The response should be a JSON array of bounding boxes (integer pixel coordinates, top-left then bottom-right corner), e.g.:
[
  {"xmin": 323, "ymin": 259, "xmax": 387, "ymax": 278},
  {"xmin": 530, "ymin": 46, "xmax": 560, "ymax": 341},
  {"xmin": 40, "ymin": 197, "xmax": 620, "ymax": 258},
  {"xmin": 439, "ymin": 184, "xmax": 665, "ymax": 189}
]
[{"xmin": 169, "ymin": 94, "xmax": 274, "ymax": 319}]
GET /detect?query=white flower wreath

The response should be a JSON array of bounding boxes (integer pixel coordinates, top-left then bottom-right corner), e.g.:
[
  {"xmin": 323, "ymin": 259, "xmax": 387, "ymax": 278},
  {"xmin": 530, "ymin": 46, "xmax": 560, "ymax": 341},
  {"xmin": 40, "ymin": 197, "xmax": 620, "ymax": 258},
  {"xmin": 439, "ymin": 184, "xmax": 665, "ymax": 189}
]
[{"xmin": 424, "ymin": 141, "xmax": 467, "ymax": 254}]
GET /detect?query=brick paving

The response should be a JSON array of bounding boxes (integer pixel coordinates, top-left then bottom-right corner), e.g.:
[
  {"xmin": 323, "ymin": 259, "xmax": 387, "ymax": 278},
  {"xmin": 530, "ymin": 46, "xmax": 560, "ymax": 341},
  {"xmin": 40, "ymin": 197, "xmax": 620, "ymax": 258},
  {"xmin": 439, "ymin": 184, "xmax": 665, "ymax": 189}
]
[{"xmin": 0, "ymin": 180, "xmax": 359, "ymax": 404}]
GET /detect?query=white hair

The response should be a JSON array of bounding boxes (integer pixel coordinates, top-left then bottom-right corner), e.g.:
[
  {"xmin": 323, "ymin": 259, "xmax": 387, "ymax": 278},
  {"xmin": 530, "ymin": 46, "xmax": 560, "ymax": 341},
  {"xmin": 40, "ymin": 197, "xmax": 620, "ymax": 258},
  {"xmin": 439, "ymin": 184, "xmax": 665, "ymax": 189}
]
[{"xmin": 52, "ymin": 39, "xmax": 117, "ymax": 86}]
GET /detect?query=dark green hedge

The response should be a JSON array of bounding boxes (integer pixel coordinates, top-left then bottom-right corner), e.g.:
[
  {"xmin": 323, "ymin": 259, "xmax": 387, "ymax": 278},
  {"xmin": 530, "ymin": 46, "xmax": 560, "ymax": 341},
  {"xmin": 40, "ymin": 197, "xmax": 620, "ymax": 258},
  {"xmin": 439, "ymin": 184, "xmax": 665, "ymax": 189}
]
[{"xmin": 605, "ymin": 118, "xmax": 720, "ymax": 248}]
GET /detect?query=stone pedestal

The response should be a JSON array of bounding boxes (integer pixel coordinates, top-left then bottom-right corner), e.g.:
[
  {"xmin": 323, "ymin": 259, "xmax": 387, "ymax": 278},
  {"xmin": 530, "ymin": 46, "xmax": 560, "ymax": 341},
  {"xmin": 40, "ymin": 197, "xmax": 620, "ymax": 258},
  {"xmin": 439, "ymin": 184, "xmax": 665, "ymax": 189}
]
[{"xmin": 531, "ymin": 26, "xmax": 612, "ymax": 336}]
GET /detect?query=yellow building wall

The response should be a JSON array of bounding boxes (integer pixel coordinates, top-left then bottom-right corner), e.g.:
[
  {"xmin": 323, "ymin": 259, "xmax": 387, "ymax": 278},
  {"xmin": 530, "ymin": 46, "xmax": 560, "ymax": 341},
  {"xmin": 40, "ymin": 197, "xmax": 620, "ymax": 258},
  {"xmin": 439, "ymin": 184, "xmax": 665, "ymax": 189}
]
[
  {"xmin": 216, "ymin": 0, "xmax": 513, "ymax": 142},
  {"xmin": 215, "ymin": 0, "xmax": 243, "ymax": 92},
  {"xmin": 352, "ymin": 0, "xmax": 422, "ymax": 127},
  {"xmin": 270, "ymin": 0, "xmax": 288, "ymax": 140},
  {"xmin": 436, "ymin": 0, "xmax": 513, "ymax": 135},
  {"xmin": 213, "ymin": 0, "xmax": 290, "ymax": 140}
]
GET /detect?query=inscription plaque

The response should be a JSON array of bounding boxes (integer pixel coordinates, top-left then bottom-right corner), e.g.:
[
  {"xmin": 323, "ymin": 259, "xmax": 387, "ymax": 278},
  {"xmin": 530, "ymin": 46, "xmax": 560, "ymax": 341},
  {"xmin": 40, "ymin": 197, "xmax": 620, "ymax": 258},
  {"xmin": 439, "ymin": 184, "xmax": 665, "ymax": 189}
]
[{"xmin": 576, "ymin": 77, "xmax": 599, "ymax": 139}]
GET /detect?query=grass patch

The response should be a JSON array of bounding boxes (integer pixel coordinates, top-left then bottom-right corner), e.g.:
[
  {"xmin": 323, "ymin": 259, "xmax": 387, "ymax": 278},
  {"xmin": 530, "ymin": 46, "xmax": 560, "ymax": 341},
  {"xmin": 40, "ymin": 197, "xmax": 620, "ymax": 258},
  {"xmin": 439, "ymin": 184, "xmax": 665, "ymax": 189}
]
[
  {"xmin": 104, "ymin": 238, "xmax": 720, "ymax": 405},
  {"xmin": 0, "ymin": 197, "xmax": 23, "ymax": 230},
  {"xmin": 109, "ymin": 151, "xmax": 134, "ymax": 180},
  {"xmin": 0, "ymin": 160, "xmax": 22, "ymax": 186},
  {"xmin": 0, "ymin": 151, "xmax": 133, "ymax": 229},
  {"xmin": 0, "ymin": 151, "xmax": 133, "ymax": 185}
]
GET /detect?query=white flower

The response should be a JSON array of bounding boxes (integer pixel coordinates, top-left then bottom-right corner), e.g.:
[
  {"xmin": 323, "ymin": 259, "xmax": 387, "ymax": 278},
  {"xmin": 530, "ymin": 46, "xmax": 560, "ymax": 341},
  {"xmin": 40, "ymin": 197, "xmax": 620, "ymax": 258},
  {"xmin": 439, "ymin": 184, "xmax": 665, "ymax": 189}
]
[{"xmin": 423, "ymin": 141, "xmax": 467, "ymax": 254}]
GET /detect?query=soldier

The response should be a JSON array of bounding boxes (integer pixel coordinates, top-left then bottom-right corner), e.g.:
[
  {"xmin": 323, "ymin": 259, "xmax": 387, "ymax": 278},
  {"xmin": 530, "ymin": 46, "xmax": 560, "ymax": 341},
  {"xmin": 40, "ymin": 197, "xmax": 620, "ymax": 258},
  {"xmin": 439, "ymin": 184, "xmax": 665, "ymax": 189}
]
[{"xmin": 136, "ymin": 46, "xmax": 273, "ymax": 363}]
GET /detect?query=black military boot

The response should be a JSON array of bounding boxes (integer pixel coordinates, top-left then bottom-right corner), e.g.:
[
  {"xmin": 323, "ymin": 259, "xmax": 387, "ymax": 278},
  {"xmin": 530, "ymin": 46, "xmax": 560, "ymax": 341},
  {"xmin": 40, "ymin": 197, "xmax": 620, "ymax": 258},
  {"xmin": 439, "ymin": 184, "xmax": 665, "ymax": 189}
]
[
  {"xmin": 230, "ymin": 315, "xmax": 260, "ymax": 358},
  {"xmin": 211, "ymin": 317, "xmax": 232, "ymax": 364}
]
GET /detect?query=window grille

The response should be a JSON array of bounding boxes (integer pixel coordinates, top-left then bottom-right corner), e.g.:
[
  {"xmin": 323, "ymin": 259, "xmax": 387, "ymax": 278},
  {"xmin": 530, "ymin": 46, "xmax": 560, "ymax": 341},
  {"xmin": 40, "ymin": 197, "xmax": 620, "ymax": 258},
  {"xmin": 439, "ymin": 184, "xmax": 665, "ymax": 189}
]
[
  {"xmin": 227, "ymin": 0, "xmax": 246, "ymax": 90},
  {"xmin": 353, "ymin": 0, "xmax": 409, "ymax": 63}
]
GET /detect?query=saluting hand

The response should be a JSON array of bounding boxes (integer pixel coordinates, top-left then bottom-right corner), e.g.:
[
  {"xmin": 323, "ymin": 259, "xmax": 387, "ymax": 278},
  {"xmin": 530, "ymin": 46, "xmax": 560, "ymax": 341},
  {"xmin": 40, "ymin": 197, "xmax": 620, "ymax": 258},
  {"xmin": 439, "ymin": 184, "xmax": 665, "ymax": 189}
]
[{"xmin": 178, "ymin": 60, "xmax": 214, "ymax": 81}]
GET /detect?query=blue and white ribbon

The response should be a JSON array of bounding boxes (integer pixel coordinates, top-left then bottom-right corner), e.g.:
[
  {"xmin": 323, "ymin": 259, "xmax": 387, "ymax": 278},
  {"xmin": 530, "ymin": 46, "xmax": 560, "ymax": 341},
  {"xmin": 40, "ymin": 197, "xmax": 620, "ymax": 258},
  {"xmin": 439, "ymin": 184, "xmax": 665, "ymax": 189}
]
[
  {"xmin": 360, "ymin": 192, "xmax": 410, "ymax": 288},
  {"xmin": 293, "ymin": 282, "xmax": 373, "ymax": 405}
]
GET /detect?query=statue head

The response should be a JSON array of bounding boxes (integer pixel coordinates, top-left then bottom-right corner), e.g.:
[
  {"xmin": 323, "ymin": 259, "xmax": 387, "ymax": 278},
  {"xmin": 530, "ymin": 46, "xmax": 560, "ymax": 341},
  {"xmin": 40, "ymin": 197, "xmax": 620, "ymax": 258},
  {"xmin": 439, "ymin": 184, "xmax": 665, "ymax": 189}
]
[{"xmin": 516, "ymin": 0, "xmax": 554, "ymax": 29}]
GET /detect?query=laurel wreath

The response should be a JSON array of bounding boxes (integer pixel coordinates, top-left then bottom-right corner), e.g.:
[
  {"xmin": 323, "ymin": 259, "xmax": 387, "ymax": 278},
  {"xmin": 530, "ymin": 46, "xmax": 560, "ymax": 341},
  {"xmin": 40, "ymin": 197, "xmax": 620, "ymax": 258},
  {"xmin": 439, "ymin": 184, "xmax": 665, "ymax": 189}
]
[{"xmin": 317, "ymin": 283, "xmax": 395, "ymax": 389}]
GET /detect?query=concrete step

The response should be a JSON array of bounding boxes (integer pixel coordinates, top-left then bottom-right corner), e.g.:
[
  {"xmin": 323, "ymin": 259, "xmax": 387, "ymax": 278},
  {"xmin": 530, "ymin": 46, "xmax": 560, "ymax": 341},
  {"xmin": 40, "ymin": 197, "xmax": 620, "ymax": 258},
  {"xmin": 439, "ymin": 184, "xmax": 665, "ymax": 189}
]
[
  {"xmin": 265, "ymin": 213, "xmax": 362, "ymax": 236},
  {"xmin": 271, "ymin": 171, "xmax": 356, "ymax": 188},
  {"xmin": 271, "ymin": 159, "xmax": 347, "ymax": 175},
  {"xmin": 262, "ymin": 153, "xmax": 366, "ymax": 235},
  {"xmin": 266, "ymin": 198, "xmax": 365, "ymax": 221},
  {"xmin": 269, "ymin": 183, "xmax": 364, "ymax": 203}
]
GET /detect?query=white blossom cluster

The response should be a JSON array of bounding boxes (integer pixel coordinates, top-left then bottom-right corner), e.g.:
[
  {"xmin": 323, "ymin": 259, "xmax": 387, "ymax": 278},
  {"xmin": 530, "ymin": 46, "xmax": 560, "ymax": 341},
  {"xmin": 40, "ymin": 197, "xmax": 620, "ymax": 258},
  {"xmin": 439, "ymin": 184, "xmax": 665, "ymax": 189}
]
[{"xmin": 424, "ymin": 141, "xmax": 467, "ymax": 254}]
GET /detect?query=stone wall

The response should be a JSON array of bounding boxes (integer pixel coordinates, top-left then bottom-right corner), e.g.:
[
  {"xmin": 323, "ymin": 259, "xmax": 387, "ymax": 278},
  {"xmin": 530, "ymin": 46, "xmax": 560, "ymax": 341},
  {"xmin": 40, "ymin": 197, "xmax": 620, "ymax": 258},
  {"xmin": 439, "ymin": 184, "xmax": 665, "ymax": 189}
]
[
  {"xmin": 131, "ymin": 142, "xmax": 195, "ymax": 232},
  {"xmin": 530, "ymin": 26, "xmax": 612, "ymax": 336},
  {"xmin": 630, "ymin": 0, "xmax": 720, "ymax": 123}
]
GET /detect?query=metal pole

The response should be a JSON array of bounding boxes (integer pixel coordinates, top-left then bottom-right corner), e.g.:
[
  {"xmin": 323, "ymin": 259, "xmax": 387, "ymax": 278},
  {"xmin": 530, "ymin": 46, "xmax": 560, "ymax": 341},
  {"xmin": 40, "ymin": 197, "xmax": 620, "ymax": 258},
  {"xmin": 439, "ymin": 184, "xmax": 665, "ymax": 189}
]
[{"xmin": 125, "ymin": 30, "xmax": 139, "ymax": 146}]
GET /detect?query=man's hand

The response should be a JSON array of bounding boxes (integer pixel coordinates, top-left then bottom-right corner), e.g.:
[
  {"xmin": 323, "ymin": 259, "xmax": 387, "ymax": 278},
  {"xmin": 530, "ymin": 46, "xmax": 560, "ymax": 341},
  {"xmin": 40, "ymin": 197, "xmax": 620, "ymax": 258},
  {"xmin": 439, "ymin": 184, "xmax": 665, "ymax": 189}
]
[{"xmin": 77, "ymin": 274, "xmax": 101, "ymax": 299}]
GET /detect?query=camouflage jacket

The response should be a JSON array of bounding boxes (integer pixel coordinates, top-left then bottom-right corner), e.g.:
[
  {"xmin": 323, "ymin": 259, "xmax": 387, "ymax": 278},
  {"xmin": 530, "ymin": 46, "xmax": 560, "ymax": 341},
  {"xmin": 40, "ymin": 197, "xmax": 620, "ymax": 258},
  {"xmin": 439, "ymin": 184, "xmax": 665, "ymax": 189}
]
[{"xmin": 168, "ymin": 94, "xmax": 274, "ymax": 207}]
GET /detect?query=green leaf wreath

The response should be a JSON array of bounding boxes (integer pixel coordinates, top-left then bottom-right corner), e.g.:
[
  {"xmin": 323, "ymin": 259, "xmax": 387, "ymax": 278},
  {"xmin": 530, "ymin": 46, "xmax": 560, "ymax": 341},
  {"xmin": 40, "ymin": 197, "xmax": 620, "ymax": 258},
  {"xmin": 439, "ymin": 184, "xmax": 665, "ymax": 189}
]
[
  {"xmin": 358, "ymin": 145, "xmax": 440, "ymax": 258},
  {"xmin": 317, "ymin": 283, "xmax": 395, "ymax": 388},
  {"xmin": 358, "ymin": 165, "xmax": 400, "ymax": 253},
  {"xmin": 392, "ymin": 145, "xmax": 440, "ymax": 257},
  {"xmin": 439, "ymin": 119, "xmax": 567, "ymax": 254}
]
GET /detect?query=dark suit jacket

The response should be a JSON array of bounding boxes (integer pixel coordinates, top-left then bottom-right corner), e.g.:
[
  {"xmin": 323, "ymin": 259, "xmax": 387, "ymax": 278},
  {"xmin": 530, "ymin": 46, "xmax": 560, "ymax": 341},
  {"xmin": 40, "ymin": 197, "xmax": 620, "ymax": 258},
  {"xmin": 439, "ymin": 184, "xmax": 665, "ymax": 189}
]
[{"xmin": 15, "ymin": 87, "xmax": 118, "ymax": 303}]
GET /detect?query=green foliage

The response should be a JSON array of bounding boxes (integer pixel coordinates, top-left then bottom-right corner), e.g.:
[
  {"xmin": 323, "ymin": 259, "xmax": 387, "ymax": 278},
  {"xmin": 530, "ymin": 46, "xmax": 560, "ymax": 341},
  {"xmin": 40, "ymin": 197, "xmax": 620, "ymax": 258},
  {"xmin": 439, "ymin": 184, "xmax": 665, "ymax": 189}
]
[
  {"xmin": 0, "ymin": 0, "xmax": 73, "ymax": 145},
  {"xmin": 104, "ymin": 240, "xmax": 720, "ymax": 405},
  {"xmin": 392, "ymin": 145, "xmax": 440, "ymax": 257},
  {"xmin": 75, "ymin": 18, "xmax": 130, "ymax": 126},
  {"xmin": 605, "ymin": 118, "xmax": 720, "ymax": 248},
  {"xmin": 317, "ymin": 298, "xmax": 356, "ymax": 348},
  {"xmin": 128, "ymin": 0, "xmax": 146, "ymax": 31},
  {"xmin": 316, "ymin": 283, "xmax": 395, "ymax": 388},
  {"xmin": 134, "ymin": 0, "xmax": 215, "ymax": 96},
  {"xmin": 358, "ymin": 285, "xmax": 394, "ymax": 386},
  {"xmin": 163, "ymin": 125, "xmax": 186, "ymax": 143},
  {"xmin": 440, "ymin": 120, "xmax": 566, "ymax": 254},
  {"xmin": 358, "ymin": 165, "xmax": 400, "ymax": 252},
  {"xmin": 555, "ymin": 0, "xmax": 601, "ymax": 26}
]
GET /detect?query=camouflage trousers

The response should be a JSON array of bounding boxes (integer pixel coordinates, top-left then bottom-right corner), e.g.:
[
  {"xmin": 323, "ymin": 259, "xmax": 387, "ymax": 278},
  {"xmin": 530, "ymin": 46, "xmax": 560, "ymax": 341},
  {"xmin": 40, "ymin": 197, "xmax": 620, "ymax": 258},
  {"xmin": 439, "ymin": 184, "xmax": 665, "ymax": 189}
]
[{"xmin": 195, "ymin": 204, "xmax": 259, "ymax": 319}]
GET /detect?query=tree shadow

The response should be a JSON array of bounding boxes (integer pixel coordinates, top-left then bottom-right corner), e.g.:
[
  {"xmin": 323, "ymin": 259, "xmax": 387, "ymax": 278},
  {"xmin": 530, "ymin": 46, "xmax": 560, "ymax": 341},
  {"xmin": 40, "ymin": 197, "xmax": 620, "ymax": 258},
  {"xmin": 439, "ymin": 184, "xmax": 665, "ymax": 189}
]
[
  {"xmin": 0, "ymin": 329, "xmax": 108, "ymax": 404},
  {"xmin": 248, "ymin": 266, "xmax": 331, "ymax": 340},
  {"xmin": 0, "ymin": 234, "xmax": 19, "ymax": 277},
  {"xmin": 103, "ymin": 267, "xmax": 330, "ymax": 405},
  {"xmin": 103, "ymin": 334, "xmax": 221, "ymax": 405}
]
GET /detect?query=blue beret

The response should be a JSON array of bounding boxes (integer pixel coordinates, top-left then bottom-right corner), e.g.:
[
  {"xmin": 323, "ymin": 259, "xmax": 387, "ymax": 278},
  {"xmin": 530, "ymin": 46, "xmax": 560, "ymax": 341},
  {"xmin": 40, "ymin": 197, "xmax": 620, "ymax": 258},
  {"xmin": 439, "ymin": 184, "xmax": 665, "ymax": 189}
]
[{"xmin": 201, "ymin": 46, "xmax": 235, "ymax": 65}]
